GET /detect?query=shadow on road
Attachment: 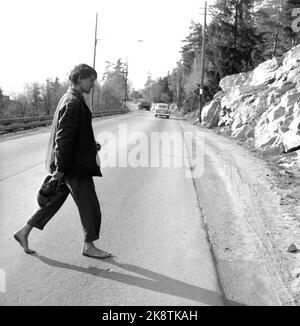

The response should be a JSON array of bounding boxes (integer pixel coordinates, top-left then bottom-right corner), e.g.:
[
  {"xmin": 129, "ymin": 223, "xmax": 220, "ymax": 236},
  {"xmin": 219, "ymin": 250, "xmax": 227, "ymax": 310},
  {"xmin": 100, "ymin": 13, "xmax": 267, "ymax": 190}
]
[
  {"xmin": 156, "ymin": 116, "xmax": 187, "ymax": 121},
  {"xmin": 169, "ymin": 117, "xmax": 187, "ymax": 121},
  {"xmin": 32, "ymin": 254, "xmax": 245, "ymax": 306}
]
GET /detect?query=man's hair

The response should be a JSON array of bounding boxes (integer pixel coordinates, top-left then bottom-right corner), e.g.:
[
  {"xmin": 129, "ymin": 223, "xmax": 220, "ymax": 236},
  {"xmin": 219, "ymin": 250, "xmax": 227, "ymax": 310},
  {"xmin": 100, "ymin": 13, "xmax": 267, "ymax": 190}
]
[{"xmin": 69, "ymin": 64, "xmax": 97, "ymax": 85}]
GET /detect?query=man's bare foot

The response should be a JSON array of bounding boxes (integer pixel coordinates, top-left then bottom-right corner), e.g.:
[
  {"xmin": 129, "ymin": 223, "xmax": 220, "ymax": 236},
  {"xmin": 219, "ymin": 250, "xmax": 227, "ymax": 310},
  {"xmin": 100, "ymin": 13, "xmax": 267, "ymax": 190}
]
[
  {"xmin": 13, "ymin": 231, "xmax": 36, "ymax": 254},
  {"xmin": 82, "ymin": 244, "xmax": 111, "ymax": 259}
]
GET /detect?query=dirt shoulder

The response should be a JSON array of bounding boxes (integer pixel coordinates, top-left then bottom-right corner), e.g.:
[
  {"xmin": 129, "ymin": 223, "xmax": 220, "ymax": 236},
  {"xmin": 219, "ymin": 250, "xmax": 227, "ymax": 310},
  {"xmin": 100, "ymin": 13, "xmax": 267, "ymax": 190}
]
[{"xmin": 181, "ymin": 112, "xmax": 300, "ymax": 305}]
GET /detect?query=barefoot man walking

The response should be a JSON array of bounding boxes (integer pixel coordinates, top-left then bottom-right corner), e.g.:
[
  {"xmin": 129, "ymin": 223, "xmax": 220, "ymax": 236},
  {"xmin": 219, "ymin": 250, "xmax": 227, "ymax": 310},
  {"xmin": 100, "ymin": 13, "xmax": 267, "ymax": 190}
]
[{"xmin": 14, "ymin": 64, "xmax": 111, "ymax": 259}]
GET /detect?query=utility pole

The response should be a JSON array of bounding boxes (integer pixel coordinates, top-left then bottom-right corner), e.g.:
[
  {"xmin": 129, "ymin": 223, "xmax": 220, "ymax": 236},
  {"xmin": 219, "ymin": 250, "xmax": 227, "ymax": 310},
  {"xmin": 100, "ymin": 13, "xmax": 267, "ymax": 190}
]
[
  {"xmin": 123, "ymin": 59, "xmax": 128, "ymax": 111},
  {"xmin": 177, "ymin": 63, "xmax": 180, "ymax": 104},
  {"xmin": 198, "ymin": 1, "xmax": 207, "ymax": 123},
  {"xmin": 193, "ymin": 45, "xmax": 197, "ymax": 73},
  {"xmin": 177, "ymin": 60, "xmax": 184, "ymax": 108},
  {"xmin": 91, "ymin": 12, "xmax": 98, "ymax": 112}
]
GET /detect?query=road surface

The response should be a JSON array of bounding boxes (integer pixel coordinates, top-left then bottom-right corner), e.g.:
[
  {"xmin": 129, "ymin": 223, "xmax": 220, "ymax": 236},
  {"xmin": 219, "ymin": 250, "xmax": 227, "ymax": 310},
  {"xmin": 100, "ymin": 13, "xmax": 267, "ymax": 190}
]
[
  {"xmin": 0, "ymin": 108, "xmax": 224, "ymax": 306},
  {"xmin": 1, "ymin": 106, "xmax": 295, "ymax": 306}
]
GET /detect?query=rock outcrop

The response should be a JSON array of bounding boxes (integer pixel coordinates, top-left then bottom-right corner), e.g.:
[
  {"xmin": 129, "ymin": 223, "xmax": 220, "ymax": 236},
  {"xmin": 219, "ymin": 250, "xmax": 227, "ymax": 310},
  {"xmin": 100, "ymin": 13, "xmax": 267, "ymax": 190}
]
[{"xmin": 201, "ymin": 44, "xmax": 300, "ymax": 155}]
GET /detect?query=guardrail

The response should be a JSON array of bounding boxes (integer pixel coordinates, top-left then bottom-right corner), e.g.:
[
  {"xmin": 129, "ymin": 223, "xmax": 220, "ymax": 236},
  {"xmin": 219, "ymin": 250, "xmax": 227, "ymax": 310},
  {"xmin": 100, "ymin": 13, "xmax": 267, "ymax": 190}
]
[{"xmin": 0, "ymin": 109, "xmax": 129, "ymax": 133}]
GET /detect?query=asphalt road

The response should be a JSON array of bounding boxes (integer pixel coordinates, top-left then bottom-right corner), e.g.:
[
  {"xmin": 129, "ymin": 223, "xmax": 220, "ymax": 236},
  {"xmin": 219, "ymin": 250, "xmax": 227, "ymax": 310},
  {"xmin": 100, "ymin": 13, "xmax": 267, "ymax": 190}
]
[{"xmin": 0, "ymin": 108, "xmax": 224, "ymax": 306}]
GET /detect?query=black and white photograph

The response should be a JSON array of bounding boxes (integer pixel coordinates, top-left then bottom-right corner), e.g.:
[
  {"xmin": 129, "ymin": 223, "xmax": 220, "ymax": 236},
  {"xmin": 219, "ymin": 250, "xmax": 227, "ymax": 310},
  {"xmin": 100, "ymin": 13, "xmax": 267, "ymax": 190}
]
[{"xmin": 0, "ymin": 0, "xmax": 300, "ymax": 311}]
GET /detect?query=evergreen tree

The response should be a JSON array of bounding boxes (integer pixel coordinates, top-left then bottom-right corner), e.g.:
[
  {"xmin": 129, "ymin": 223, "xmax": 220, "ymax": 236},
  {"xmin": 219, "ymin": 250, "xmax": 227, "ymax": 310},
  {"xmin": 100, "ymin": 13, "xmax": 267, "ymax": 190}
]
[
  {"xmin": 99, "ymin": 59, "xmax": 128, "ymax": 111},
  {"xmin": 42, "ymin": 79, "xmax": 52, "ymax": 115},
  {"xmin": 210, "ymin": 0, "xmax": 263, "ymax": 74},
  {"xmin": 254, "ymin": 0, "xmax": 300, "ymax": 58},
  {"xmin": 180, "ymin": 22, "xmax": 204, "ymax": 77}
]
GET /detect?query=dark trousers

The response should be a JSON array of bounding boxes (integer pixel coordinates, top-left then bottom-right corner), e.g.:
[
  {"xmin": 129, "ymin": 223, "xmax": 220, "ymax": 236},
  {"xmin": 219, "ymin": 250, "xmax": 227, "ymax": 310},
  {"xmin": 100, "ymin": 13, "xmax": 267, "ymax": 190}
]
[{"xmin": 27, "ymin": 176, "xmax": 101, "ymax": 242}]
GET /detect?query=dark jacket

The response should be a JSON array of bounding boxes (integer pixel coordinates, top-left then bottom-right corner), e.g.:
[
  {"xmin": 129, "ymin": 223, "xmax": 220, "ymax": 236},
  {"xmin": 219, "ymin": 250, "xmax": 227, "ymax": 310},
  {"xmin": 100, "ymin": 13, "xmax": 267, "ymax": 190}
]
[{"xmin": 46, "ymin": 87, "xmax": 102, "ymax": 177}]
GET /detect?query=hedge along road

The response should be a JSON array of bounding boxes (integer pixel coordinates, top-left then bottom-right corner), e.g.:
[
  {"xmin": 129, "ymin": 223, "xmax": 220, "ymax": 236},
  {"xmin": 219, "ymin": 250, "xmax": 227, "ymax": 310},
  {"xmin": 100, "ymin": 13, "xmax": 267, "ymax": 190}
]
[{"xmin": 0, "ymin": 106, "xmax": 291, "ymax": 306}]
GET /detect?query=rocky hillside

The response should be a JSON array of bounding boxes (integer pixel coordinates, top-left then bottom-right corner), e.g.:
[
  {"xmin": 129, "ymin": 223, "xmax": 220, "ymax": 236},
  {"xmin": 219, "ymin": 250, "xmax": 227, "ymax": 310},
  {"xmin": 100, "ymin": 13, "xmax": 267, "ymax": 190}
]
[
  {"xmin": 197, "ymin": 47, "xmax": 300, "ymax": 304},
  {"xmin": 201, "ymin": 44, "xmax": 300, "ymax": 158}
]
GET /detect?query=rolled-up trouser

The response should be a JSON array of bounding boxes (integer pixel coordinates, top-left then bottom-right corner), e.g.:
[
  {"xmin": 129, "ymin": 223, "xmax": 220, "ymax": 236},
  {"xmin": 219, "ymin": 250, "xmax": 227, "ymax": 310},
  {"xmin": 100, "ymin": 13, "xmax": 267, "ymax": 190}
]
[{"xmin": 27, "ymin": 176, "xmax": 101, "ymax": 242}]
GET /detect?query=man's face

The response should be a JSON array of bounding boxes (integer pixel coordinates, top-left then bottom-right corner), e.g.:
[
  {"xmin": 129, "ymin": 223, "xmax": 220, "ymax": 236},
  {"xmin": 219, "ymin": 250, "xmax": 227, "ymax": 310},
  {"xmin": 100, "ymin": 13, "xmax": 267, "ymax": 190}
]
[{"xmin": 78, "ymin": 75, "xmax": 96, "ymax": 94}]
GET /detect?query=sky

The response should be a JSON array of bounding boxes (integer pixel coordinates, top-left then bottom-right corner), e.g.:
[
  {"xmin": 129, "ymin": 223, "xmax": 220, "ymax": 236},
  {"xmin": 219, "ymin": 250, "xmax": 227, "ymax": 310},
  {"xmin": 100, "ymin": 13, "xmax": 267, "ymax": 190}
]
[{"xmin": 0, "ymin": 0, "xmax": 214, "ymax": 96}]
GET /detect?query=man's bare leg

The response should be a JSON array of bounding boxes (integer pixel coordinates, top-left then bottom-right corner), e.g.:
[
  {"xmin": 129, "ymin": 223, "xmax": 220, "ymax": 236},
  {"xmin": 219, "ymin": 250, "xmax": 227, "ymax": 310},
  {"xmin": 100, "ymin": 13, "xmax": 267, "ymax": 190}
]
[
  {"xmin": 13, "ymin": 224, "xmax": 36, "ymax": 254},
  {"xmin": 82, "ymin": 242, "xmax": 111, "ymax": 258}
]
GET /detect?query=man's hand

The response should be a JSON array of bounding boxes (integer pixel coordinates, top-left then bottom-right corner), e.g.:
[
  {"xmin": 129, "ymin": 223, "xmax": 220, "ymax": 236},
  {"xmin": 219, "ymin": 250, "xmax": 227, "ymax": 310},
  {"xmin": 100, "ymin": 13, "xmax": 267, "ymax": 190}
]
[{"xmin": 52, "ymin": 170, "xmax": 64, "ymax": 181}]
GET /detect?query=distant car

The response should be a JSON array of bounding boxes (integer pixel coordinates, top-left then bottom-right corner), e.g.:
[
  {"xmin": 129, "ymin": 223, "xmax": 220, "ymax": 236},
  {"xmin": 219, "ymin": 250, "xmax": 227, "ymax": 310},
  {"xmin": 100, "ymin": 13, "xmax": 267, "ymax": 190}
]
[
  {"xmin": 138, "ymin": 100, "xmax": 151, "ymax": 111},
  {"xmin": 154, "ymin": 103, "xmax": 170, "ymax": 118}
]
